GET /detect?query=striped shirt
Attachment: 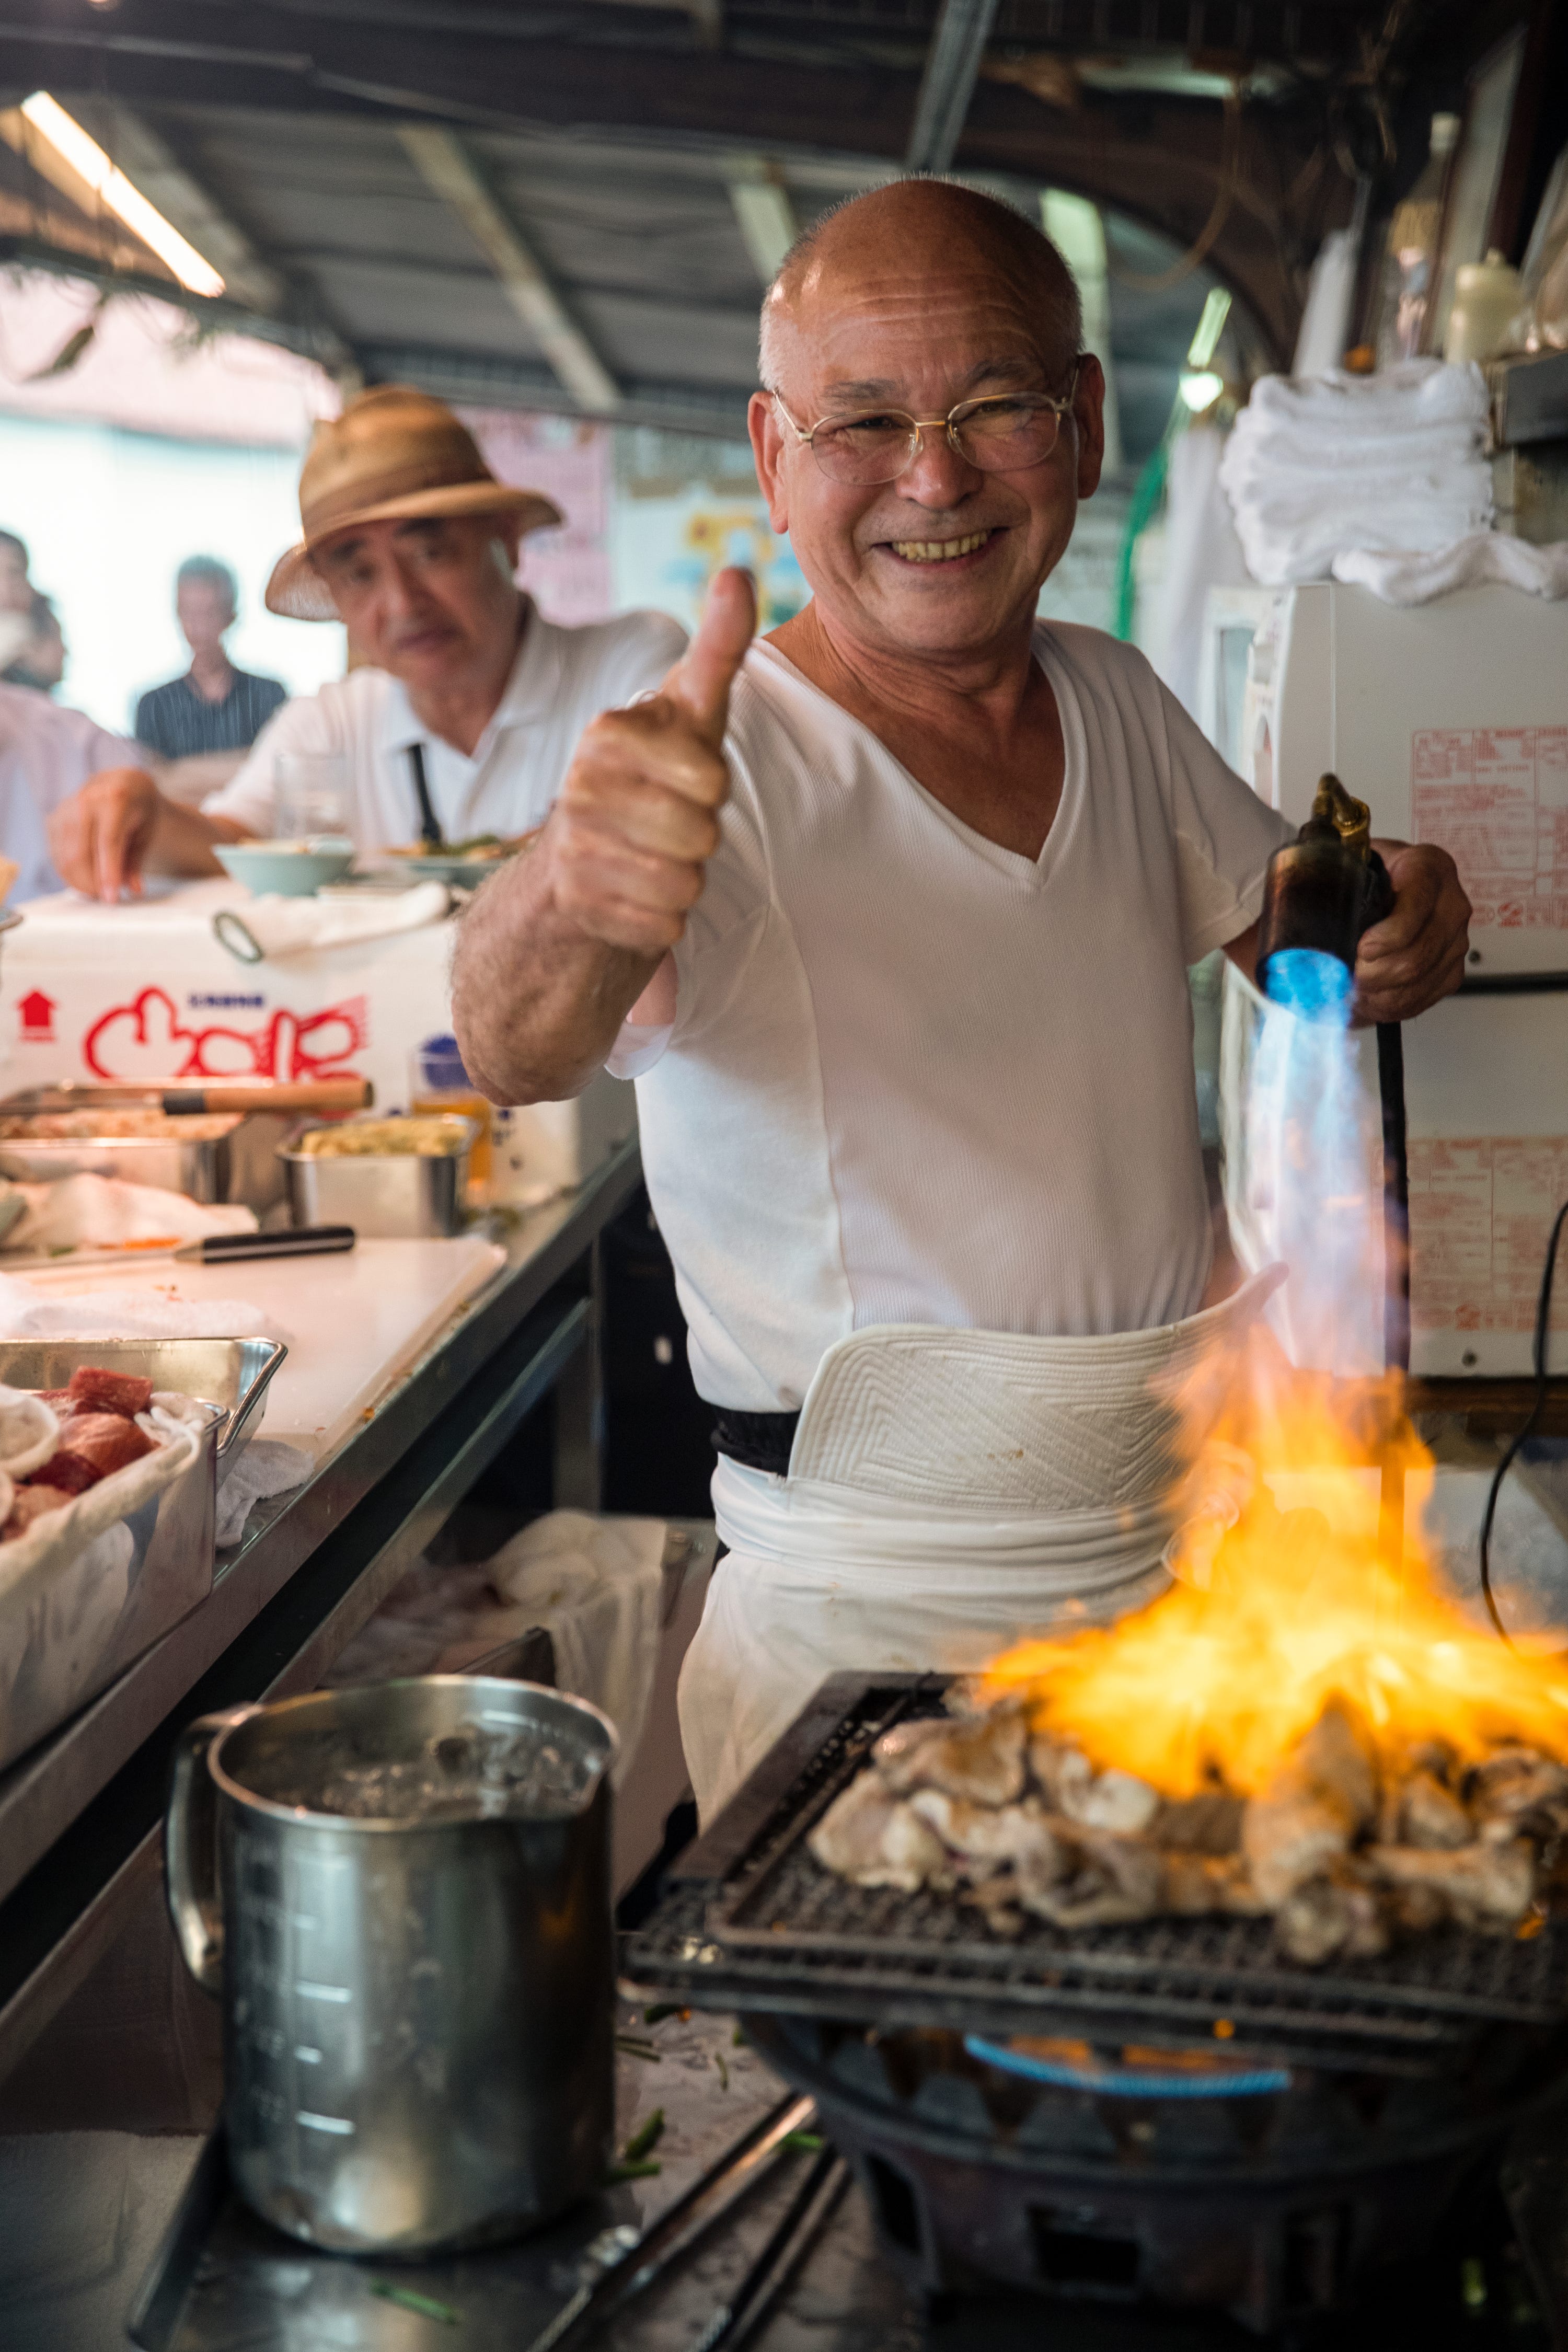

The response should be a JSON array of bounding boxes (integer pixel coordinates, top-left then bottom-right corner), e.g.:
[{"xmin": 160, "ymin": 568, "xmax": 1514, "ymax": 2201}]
[{"xmin": 134, "ymin": 668, "xmax": 287, "ymax": 760}]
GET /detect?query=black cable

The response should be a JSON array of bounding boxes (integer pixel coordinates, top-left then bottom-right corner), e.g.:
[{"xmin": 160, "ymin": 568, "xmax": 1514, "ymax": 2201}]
[
  {"xmin": 1376, "ymin": 1021, "xmax": 1409, "ymax": 1375},
  {"xmin": 1479, "ymin": 1197, "xmax": 1568, "ymax": 1649}
]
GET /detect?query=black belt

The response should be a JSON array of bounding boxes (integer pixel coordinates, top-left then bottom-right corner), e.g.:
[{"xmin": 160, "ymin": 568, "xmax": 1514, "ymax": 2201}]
[{"xmin": 712, "ymin": 1407, "xmax": 800, "ymax": 1477}]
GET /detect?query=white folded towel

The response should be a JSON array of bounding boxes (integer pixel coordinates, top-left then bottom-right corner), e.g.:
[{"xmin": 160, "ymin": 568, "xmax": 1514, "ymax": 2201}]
[
  {"xmin": 1241, "ymin": 358, "xmax": 1489, "ymax": 434},
  {"xmin": 1332, "ymin": 533, "xmax": 1568, "ymax": 603},
  {"xmin": 212, "ymin": 879, "xmax": 451, "ymax": 964},
  {"xmin": 1219, "ymin": 359, "xmax": 1494, "ymax": 587}
]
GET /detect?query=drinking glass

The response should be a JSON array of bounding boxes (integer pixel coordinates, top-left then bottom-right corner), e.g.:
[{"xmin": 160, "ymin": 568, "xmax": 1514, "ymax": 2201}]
[{"xmin": 274, "ymin": 751, "xmax": 349, "ymax": 843}]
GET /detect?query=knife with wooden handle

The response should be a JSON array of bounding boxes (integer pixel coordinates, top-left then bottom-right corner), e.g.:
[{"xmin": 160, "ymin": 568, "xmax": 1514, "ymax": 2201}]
[{"xmin": 3, "ymin": 1078, "xmax": 372, "ymax": 1115}]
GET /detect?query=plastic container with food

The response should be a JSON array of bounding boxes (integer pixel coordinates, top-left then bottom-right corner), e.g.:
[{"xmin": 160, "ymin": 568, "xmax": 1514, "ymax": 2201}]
[{"xmin": 281, "ymin": 1114, "xmax": 476, "ymax": 1239}]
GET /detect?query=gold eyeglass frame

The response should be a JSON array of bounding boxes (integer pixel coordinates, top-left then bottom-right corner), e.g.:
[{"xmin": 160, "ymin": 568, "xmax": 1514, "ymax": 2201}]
[{"xmin": 769, "ymin": 365, "xmax": 1082, "ymax": 482}]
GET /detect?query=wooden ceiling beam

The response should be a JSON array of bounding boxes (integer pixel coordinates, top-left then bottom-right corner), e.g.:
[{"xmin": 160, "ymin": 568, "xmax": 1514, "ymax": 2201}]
[{"xmin": 0, "ymin": 5, "xmax": 1349, "ymax": 360}]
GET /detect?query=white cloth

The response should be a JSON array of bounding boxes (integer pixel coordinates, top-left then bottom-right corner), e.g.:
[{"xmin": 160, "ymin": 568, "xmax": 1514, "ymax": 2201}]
[
  {"xmin": 1219, "ymin": 361, "xmax": 1493, "ymax": 586},
  {"xmin": 212, "ymin": 878, "xmax": 451, "ymax": 963},
  {"xmin": 215, "ymin": 1438, "xmax": 311, "ymax": 1547},
  {"xmin": 679, "ymin": 1273, "xmax": 1284, "ymax": 1823},
  {"xmin": 0, "ymin": 1173, "xmax": 255, "ymax": 1256},
  {"xmin": 1156, "ymin": 424, "xmax": 1253, "ymax": 719},
  {"xmin": 1332, "ymin": 533, "xmax": 1568, "ymax": 604},
  {"xmin": 328, "ymin": 1517, "xmax": 670, "ymax": 1781},
  {"xmin": 485, "ymin": 1510, "xmax": 666, "ymax": 1782},
  {"xmin": 0, "ymin": 1272, "xmax": 268, "ymax": 1339},
  {"xmin": 203, "ymin": 602, "xmax": 686, "ymax": 854},
  {"xmin": 612, "ymin": 624, "xmax": 1292, "ymax": 1412},
  {"xmin": 0, "ymin": 683, "xmax": 137, "ymax": 902}
]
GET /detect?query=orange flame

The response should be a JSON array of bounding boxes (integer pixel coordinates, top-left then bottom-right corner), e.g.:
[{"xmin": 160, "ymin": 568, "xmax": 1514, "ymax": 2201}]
[{"xmin": 978, "ymin": 1335, "xmax": 1568, "ymax": 1798}]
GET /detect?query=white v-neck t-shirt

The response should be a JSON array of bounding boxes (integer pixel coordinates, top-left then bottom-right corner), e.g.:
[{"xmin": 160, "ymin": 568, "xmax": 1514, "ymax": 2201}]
[{"xmin": 612, "ymin": 622, "xmax": 1292, "ymax": 1412}]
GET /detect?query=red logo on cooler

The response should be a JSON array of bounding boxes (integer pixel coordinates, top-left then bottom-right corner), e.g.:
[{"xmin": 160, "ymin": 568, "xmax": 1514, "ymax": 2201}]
[
  {"xmin": 82, "ymin": 986, "xmax": 368, "ymax": 1082},
  {"xmin": 17, "ymin": 989, "xmax": 55, "ymax": 1040}
]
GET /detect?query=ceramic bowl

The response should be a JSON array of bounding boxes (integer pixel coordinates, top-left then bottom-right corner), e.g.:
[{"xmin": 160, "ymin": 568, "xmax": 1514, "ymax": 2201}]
[{"xmin": 214, "ymin": 838, "xmax": 355, "ymax": 898}]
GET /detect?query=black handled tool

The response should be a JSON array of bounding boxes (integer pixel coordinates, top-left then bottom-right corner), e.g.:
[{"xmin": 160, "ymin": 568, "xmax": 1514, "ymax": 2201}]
[
  {"xmin": 687, "ymin": 2146, "xmax": 851, "ymax": 2352},
  {"xmin": 172, "ymin": 1225, "xmax": 356, "ymax": 1264},
  {"xmin": 523, "ymin": 2092, "xmax": 816, "ymax": 2352}
]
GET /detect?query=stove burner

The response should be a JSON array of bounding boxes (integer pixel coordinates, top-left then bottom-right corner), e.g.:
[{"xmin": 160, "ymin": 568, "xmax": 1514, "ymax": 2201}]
[
  {"xmin": 627, "ymin": 1674, "xmax": 1568, "ymax": 2335},
  {"xmin": 743, "ymin": 2008, "xmax": 1568, "ymax": 2335}
]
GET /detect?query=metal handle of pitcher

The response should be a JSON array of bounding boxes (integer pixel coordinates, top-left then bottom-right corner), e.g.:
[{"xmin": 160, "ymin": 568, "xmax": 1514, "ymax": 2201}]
[{"xmin": 165, "ymin": 1705, "xmax": 257, "ymax": 1993}]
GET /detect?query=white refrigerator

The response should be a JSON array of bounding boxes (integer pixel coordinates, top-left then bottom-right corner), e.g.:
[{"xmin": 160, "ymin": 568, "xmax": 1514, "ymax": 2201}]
[{"xmin": 1218, "ymin": 580, "xmax": 1568, "ymax": 1378}]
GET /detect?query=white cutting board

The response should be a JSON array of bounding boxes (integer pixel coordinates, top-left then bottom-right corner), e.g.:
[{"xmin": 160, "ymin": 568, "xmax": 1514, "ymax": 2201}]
[{"xmin": 0, "ymin": 1237, "xmax": 505, "ymax": 1461}]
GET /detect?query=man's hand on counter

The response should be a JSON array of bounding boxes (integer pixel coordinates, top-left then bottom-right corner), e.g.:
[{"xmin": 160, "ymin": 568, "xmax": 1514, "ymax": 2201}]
[
  {"xmin": 452, "ymin": 569, "xmax": 757, "ymax": 1106},
  {"xmin": 48, "ymin": 766, "xmax": 247, "ymax": 901},
  {"xmin": 1354, "ymin": 839, "xmax": 1472, "ymax": 1025}
]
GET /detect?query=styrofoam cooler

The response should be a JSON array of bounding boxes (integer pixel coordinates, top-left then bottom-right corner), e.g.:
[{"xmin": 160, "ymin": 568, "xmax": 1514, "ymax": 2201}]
[
  {"xmin": 0, "ymin": 881, "xmax": 452, "ymax": 1109},
  {"xmin": 0, "ymin": 881, "xmax": 636, "ymax": 1198}
]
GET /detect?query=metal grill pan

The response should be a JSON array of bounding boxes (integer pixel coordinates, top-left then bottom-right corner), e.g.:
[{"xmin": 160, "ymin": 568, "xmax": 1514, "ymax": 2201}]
[{"xmin": 625, "ymin": 1675, "xmax": 1568, "ymax": 2060}]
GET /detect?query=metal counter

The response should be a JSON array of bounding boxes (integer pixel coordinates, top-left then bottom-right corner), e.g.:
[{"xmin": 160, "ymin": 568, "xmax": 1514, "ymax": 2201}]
[{"xmin": 0, "ymin": 1140, "xmax": 643, "ymax": 2095}]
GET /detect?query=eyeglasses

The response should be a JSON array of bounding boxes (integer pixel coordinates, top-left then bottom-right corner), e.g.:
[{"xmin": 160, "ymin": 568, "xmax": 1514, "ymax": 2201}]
[{"xmin": 771, "ymin": 368, "xmax": 1080, "ymax": 487}]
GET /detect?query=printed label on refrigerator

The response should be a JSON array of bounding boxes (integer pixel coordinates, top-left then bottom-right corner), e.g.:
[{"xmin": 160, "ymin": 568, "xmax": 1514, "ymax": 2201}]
[
  {"xmin": 1411, "ymin": 726, "xmax": 1568, "ymax": 929},
  {"xmin": 1408, "ymin": 1135, "xmax": 1568, "ymax": 1332}
]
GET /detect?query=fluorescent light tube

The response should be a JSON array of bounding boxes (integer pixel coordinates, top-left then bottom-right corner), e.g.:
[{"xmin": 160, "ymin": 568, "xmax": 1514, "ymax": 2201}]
[{"xmin": 20, "ymin": 91, "xmax": 225, "ymax": 297}]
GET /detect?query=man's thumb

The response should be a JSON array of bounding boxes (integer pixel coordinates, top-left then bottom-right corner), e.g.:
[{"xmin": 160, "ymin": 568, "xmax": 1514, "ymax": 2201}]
[{"xmin": 666, "ymin": 567, "xmax": 757, "ymax": 745}]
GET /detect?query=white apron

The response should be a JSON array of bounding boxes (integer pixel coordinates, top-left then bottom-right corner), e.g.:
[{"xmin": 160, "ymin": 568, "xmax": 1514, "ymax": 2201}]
[{"xmin": 678, "ymin": 1266, "xmax": 1283, "ymax": 1823}]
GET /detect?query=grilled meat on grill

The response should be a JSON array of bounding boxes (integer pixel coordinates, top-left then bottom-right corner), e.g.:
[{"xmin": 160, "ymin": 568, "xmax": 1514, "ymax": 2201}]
[
  {"xmin": 1032, "ymin": 1742, "xmax": 1160, "ymax": 1834},
  {"xmin": 905, "ymin": 1790, "xmax": 1064, "ymax": 1877},
  {"xmin": 1367, "ymin": 1838, "xmax": 1537, "ymax": 1931},
  {"xmin": 808, "ymin": 1770, "xmax": 953, "ymax": 1893},
  {"xmin": 811, "ymin": 1698, "xmax": 1563, "ymax": 1964},
  {"xmin": 873, "ymin": 1705, "xmax": 1028, "ymax": 1807}
]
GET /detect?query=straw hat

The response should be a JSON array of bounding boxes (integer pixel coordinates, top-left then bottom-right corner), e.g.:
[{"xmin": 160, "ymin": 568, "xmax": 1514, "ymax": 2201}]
[{"xmin": 265, "ymin": 385, "xmax": 563, "ymax": 621}]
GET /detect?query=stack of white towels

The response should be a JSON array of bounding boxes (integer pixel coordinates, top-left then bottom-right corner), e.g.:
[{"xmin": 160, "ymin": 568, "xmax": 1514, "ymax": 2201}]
[{"xmin": 1218, "ymin": 359, "xmax": 1493, "ymax": 586}]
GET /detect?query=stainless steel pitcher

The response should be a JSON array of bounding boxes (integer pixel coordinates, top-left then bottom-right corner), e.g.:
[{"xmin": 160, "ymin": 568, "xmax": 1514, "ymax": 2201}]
[{"xmin": 166, "ymin": 1676, "xmax": 617, "ymax": 2255}]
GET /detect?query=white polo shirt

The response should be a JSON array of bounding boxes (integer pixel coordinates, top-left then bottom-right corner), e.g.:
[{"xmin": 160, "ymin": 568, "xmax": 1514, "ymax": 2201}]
[
  {"xmin": 203, "ymin": 599, "xmax": 686, "ymax": 852},
  {"xmin": 613, "ymin": 623, "xmax": 1294, "ymax": 1412},
  {"xmin": 0, "ymin": 684, "xmax": 138, "ymax": 902}
]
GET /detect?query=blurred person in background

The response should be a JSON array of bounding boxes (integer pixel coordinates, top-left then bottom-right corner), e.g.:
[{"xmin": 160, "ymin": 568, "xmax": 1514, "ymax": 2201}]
[
  {"xmin": 0, "ymin": 679, "xmax": 136, "ymax": 901},
  {"xmin": 133, "ymin": 556, "xmax": 286, "ymax": 759},
  {"xmin": 1, "ymin": 592, "xmax": 66, "ymax": 695},
  {"xmin": 0, "ymin": 532, "xmax": 34, "ymax": 683},
  {"xmin": 50, "ymin": 388, "xmax": 686, "ymax": 901},
  {"xmin": 0, "ymin": 532, "xmax": 30, "ymax": 618}
]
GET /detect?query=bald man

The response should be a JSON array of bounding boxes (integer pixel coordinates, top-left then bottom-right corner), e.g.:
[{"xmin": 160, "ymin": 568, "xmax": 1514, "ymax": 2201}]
[{"xmin": 453, "ymin": 181, "xmax": 1470, "ymax": 1822}]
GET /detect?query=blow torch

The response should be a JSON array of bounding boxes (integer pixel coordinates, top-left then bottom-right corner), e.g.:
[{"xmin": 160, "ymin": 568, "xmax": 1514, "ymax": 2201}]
[{"xmin": 1255, "ymin": 775, "xmax": 1410, "ymax": 1554}]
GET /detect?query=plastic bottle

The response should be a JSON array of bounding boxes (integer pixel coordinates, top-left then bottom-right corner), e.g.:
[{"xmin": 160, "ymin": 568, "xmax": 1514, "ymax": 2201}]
[
  {"xmin": 1378, "ymin": 113, "xmax": 1461, "ymax": 363},
  {"xmin": 1445, "ymin": 249, "xmax": 1525, "ymax": 362}
]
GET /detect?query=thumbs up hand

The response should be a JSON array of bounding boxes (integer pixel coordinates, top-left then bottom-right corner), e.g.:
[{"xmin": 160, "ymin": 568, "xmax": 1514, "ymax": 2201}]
[{"xmin": 545, "ymin": 569, "xmax": 756, "ymax": 955}]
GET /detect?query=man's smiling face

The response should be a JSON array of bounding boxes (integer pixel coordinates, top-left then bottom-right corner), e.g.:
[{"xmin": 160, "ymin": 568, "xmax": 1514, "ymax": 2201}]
[{"xmin": 750, "ymin": 185, "xmax": 1105, "ymax": 667}]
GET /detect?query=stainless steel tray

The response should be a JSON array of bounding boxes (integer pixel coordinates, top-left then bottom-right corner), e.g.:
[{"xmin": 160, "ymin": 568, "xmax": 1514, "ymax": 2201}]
[
  {"xmin": 281, "ymin": 1119, "xmax": 476, "ymax": 1239},
  {"xmin": 0, "ymin": 1343, "xmax": 233, "ymax": 1772},
  {"xmin": 0, "ymin": 1336, "xmax": 286, "ymax": 1465},
  {"xmin": 0, "ymin": 1113, "xmax": 293, "ymax": 1214}
]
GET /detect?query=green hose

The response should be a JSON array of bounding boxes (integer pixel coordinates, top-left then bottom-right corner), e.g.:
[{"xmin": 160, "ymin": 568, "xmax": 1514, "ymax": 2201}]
[{"xmin": 1113, "ymin": 441, "xmax": 1170, "ymax": 642}]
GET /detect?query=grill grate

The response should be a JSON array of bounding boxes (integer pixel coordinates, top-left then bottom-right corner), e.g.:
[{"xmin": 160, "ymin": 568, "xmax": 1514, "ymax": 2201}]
[{"xmin": 625, "ymin": 1676, "xmax": 1568, "ymax": 2062}]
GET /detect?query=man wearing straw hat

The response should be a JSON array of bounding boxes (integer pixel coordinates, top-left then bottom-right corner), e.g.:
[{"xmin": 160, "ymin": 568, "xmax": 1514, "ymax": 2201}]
[{"xmin": 50, "ymin": 387, "xmax": 686, "ymax": 901}]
